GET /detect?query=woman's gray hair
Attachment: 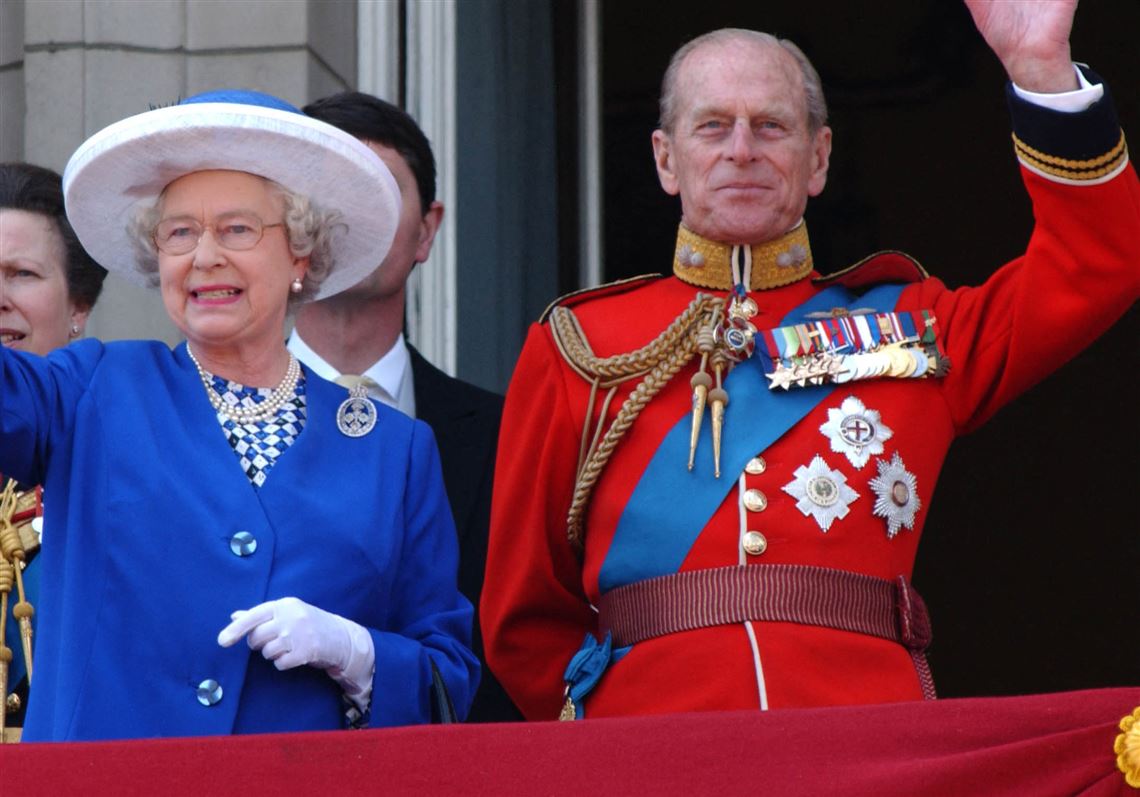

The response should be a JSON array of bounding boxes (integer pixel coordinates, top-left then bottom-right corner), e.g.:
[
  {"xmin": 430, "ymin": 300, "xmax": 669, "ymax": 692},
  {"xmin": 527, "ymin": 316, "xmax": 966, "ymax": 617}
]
[
  {"xmin": 128, "ymin": 175, "xmax": 343, "ymax": 306},
  {"xmin": 658, "ymin": 28, "xmax": 828, "ymax": 135}
]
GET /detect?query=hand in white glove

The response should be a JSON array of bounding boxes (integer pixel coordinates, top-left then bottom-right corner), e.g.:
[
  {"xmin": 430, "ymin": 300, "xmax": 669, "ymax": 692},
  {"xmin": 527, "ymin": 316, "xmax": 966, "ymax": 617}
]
[{"xmin": 217, "ymin": 597, "xmax": 375, "ymax": 702}]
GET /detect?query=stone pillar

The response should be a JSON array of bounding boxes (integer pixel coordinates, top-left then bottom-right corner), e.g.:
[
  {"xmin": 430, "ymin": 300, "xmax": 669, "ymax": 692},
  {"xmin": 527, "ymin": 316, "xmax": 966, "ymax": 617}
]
[{"xmin": 0, "ymin": 0, "xmax": 27, "ymax": 161}]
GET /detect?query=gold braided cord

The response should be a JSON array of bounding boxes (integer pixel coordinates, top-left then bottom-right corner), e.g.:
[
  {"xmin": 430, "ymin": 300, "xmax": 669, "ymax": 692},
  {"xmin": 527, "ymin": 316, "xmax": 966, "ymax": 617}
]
[
  {"xmin": 0, "ymin": 553, "xmax": 10, "ymax": 743},
  {"xmin": 0, "ymin": 481, "xmax": 35, "ymax": 676},
  {"xmin": 576, "ymin": 378, "xmax": 602, "ymax": 475},
  {"xmin": 1012, "ymin": 130, "xmax": 1127, "ymax": 169},
  {"xmin": 1013, "ymin": 156, "xmax": 1128, "ymax": 182},
  {"xmin": 582, "ymin": 385, "xmax": 620, "ymax": 475},
  {"xmin": 566, "ymin": 332, "xmax": 704, "ymax": 548},
  {"xmin": 1012, "ymin": 132, "xmax": 1129, "ymax": 182},
  {"xmin": 574, "ymin": 377, "xmax": 620, "ymax": 481},
  {"xmin": 555, "ymin": 293, "xmax": 727, "ymax": 548},
  {"xmin": 1, "ymin": 478, "xmax": 36, "ymax": 744},
  {"xmin": 550, "ymin": 293, "xmax": 721, "ymax": 386}
]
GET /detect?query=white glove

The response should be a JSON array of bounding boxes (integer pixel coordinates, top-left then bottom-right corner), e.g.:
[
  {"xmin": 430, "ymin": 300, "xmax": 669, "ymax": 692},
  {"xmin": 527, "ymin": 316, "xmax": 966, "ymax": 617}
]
[{"xmin": 217, "ymin": 597, "xmax": 375, "ymax": 703}]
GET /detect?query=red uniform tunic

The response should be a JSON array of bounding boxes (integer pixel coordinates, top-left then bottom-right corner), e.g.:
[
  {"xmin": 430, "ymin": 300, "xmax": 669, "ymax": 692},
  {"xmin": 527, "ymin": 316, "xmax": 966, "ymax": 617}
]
[{"xmin": 483, "ymin": 82, "xmax": 1140, "ymax": 720}]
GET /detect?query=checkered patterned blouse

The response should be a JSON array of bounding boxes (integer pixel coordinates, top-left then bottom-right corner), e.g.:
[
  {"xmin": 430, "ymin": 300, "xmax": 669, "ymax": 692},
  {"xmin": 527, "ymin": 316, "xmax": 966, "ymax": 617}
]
[{"xmin": 205, "ymin": 372, "xmax": 307, "ymax": 487}]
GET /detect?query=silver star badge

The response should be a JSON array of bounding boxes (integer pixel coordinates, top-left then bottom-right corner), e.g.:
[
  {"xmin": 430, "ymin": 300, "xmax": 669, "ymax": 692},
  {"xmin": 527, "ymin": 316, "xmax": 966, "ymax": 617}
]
[
  {"xmin": 869, "ymin": 451, "xmax": 921, "ymax": 538},
  {"xmin": 765, "ymin": 361, "xmax": 794, "ymax": 390},
  {"xmin": 782, "ymin": 455, "xmax": 859, "ymax": 532},
  {"xmin": 819, "ymin": 396, "xmax": 893, "ymax": 469}
]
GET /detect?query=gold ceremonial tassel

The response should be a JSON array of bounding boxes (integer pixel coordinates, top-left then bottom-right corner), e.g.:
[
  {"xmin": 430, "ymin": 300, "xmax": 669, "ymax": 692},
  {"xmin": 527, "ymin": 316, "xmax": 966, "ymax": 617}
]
[
  {"xmin": 688, "ymin": 314, "xmax": 720, "ymax": 471},
  {"xmin": 708, "ymin": 361, "xmax": 729, "ymax": 478},
  {"xmin": 0, "ymin": 657, "xmax": 8, "ymax": 741},
  {"xmin": 688, "ymin": 361, "xmax": 711, "ymax": 471},
  {"xmin": 0, "ymin": 558, "xmax": 12, "ymax": 742},
  {"xmin": 12, "ymin": 597, "xmax": 31, "ymax": 685}
]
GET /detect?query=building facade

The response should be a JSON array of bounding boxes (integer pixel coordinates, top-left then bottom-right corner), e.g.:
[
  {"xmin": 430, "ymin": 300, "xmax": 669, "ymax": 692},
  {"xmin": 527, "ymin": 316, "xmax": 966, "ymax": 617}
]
[{"xmin": 1, "ymin": 0, "xmax": 585, "ymax": 390}]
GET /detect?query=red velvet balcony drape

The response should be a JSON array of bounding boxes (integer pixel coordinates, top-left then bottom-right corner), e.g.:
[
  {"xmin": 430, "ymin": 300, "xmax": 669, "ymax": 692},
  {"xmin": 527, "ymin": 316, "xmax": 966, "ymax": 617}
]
[{"xmin": 4, "ymin": 687, "xmax": 1137, "ymax": 796}]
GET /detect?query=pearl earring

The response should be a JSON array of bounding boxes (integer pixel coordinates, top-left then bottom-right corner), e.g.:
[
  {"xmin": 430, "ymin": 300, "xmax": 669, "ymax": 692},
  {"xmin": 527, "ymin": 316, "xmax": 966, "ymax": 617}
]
[
  {"xmin": 70, "ymin": 324, "xmax": 81, "ymax": 337},
  {"xmin": 290, "ymin": 278, "xmax": 304, "ymax": 294}
]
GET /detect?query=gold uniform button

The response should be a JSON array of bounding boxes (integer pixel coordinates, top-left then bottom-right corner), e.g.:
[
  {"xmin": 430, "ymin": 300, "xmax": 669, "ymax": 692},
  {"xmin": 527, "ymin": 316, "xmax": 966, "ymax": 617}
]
[
  {"xmin": 745, "ymin": 456, "xmax": 767, "ymax": 475},
  {"xmin": 742, "ymin": 531, "xmax": 768, "ymax": 556},
  {"xmin": 743, "ymin": 489, "xmax": 768, "ymax": 512}
]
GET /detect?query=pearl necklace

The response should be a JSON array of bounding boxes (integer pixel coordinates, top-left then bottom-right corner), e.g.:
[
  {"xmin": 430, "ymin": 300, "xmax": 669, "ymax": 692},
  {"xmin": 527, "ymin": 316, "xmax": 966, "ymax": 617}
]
[{"xmin": 186, "ymin": 345, "xmax": 301, "ymax": 424}]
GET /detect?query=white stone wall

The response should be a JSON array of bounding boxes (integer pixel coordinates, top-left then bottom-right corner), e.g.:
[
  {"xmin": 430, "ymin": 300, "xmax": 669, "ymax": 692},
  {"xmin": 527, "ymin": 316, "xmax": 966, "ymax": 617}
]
[
  {"xmin": 1, "ymin": 0, "xmax": 356, "ymax": 344},
  {"xmin": 0, "ymin": 0, "xmax": 28, "ymax": 161}
]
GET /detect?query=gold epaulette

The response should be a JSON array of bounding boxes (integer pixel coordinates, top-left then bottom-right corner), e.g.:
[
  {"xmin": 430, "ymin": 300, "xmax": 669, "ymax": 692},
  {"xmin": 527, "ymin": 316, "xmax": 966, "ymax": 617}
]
[{"xmin": 538, "ymin": 274, "xmax": 664, "ymax": 324}]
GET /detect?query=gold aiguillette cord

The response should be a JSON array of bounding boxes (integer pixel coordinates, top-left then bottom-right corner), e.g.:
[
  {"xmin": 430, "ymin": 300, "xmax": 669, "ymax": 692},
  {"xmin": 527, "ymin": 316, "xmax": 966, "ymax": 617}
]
[{"xmin": 0, "ymin": 480, "xmax": 34, "ymax": 742}]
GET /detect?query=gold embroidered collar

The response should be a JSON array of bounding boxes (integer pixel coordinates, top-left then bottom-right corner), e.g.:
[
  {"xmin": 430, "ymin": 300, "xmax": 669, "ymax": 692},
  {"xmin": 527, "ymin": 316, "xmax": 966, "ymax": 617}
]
[{"xmin": 672, "ymin": 222, "xmax": 813, "ymax": 291}]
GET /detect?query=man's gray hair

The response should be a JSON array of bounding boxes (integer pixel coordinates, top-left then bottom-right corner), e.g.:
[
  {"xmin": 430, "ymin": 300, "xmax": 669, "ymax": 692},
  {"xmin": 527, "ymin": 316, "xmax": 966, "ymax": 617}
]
[{"xmin": 658, "ymin": 28, "xmax": 828, "ymax": 135}]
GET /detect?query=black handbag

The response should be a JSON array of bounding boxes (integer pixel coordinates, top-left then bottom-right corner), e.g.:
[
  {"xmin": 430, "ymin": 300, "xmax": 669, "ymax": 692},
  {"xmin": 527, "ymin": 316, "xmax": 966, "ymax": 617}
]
[{"xmin": 429, "ymin": 659, "xmax": 457, "ymax": 724}]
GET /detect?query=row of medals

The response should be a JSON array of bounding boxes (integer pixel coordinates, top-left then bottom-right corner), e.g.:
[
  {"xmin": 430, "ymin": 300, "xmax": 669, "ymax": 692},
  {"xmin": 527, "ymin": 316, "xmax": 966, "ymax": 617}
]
[{"xmin": 713, "ymin": 296, "xmax": 946, "ymax": 390}]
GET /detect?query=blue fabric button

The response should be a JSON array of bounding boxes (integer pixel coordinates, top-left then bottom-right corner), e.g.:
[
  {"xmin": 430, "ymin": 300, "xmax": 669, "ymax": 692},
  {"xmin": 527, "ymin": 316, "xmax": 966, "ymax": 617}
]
[
  {"xmin": 229, "ymin": 531, "xmax": 257, "ymax": 557},
  {"xmin": 196, "ymin": 679, "xmax": 223, "ymax": 706}
]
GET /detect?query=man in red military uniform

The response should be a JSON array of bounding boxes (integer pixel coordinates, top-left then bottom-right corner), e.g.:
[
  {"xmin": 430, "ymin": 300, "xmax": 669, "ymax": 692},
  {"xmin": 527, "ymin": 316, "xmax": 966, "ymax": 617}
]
[{"xmin": 482, "ymin": 0, "xmax": 1139, "ymax": 720}]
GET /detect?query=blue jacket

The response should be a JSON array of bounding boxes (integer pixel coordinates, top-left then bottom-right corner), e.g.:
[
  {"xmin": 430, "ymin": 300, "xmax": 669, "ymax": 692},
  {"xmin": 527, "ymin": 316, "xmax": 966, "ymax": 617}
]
[{"xmin": 1, "ymin": 339, "xmax": 479, "ymax": 741}]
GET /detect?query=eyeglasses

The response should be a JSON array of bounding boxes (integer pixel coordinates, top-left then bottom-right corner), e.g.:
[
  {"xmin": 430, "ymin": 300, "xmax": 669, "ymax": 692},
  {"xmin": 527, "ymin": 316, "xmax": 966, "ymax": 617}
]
[{"xmin": 152, "ymin": 213, "xmax": 285, "ymax": 255}]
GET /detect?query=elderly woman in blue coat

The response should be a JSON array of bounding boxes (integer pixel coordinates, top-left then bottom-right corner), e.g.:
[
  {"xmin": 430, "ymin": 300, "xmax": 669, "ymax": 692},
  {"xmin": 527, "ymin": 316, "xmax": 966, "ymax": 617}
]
[{"xmin": 0, "ymin": 90, "xmax": 479, "ymax": 741}]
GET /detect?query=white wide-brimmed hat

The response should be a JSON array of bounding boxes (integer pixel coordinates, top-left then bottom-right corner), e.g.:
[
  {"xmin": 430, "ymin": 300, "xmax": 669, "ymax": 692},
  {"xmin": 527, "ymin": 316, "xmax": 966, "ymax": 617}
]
[{"xmin": 62, "ymin": 89, "xmax": 400, "ymax": 301}]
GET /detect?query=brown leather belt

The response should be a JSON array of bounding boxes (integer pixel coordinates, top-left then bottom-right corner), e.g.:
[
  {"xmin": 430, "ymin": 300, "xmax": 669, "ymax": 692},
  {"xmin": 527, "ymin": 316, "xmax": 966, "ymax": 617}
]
[{"xmin": 596, "ymin": 564, "xmax": 936, "ymax": 700}]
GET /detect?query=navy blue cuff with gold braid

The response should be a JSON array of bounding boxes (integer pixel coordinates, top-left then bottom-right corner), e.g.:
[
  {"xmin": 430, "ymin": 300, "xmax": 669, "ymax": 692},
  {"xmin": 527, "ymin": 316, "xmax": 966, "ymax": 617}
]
[{"xmin": 1006, "ymin": 67, "xmax": 1129, "ymax": 185}]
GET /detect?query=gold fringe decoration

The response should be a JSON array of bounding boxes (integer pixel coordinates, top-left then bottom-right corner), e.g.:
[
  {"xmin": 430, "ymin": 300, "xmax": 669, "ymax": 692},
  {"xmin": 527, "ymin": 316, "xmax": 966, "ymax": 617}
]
[{"xmin": 1115, "ymin": 706, "xmax": 1140, "ymax": 789}]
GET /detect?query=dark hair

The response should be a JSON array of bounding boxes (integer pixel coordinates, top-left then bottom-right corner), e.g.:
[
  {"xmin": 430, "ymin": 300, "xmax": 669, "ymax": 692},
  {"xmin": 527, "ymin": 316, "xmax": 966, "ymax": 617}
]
[
  {"xmin": 303, "ymin": 92, "xmax": 436, "ymax": 213},
  {"xmin": 0, "ymin": 162, "xmax": 108, "ymax": 310}
]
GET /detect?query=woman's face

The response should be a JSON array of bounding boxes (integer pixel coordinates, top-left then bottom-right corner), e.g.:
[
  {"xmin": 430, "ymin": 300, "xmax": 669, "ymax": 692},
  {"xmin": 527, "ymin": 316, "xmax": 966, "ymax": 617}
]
[
  {"xmin": 0, "ymin": 209, "xmax": 86, "ymax": 356},
  {"xmin": 155, "ymin": 170, "xmax": 308, "ymax": 355}
]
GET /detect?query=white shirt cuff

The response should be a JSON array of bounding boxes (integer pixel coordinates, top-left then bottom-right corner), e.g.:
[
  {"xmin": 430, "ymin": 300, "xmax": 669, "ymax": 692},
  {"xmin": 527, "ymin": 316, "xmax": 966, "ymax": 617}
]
[{"xmin": 1012, "ymin": 63, "xmax": 1104, "ymax": 113}]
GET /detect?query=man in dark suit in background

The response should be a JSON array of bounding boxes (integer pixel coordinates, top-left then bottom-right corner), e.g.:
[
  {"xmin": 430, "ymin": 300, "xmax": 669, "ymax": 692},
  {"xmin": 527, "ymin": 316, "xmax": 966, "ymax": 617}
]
[{"xmin": 290, "ymin": 92, "xmax": 517, "ymax": 722}]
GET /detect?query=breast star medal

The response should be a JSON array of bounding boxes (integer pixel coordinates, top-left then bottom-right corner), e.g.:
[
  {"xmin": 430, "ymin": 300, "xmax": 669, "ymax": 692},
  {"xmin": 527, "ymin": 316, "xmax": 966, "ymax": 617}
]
[
  {"xmin": 868, "ymin": 451, "xmax": 921, "ymax": 538},
  {"xmin": 818, "ymin": 396, "xmax": 893, "ymax": 469},
  {"xmin": 782, "ymin": 455, "xmax": 860, "ymax": 532},
  {"xmin": 336, "ymin": 383, "xmax": 377, "ymax": 437}
]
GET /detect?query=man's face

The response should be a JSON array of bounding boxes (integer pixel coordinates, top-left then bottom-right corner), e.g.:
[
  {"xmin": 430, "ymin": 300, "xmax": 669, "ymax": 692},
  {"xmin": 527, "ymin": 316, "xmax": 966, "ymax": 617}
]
[
  {"xmin": 339, "ymin": 141, "xmax": 441, "ymax": 301},
  {"xmin": 652, "ymin": 39, "xmax": 831, "ymax": 244}
]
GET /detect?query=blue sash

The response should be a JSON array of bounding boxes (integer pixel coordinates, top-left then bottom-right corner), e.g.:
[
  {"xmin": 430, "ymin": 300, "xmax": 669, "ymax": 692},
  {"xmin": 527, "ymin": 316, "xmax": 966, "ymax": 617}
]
[{"xmin": 597, "ymin": 283, "xmax": 906, "ymax": 593}]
